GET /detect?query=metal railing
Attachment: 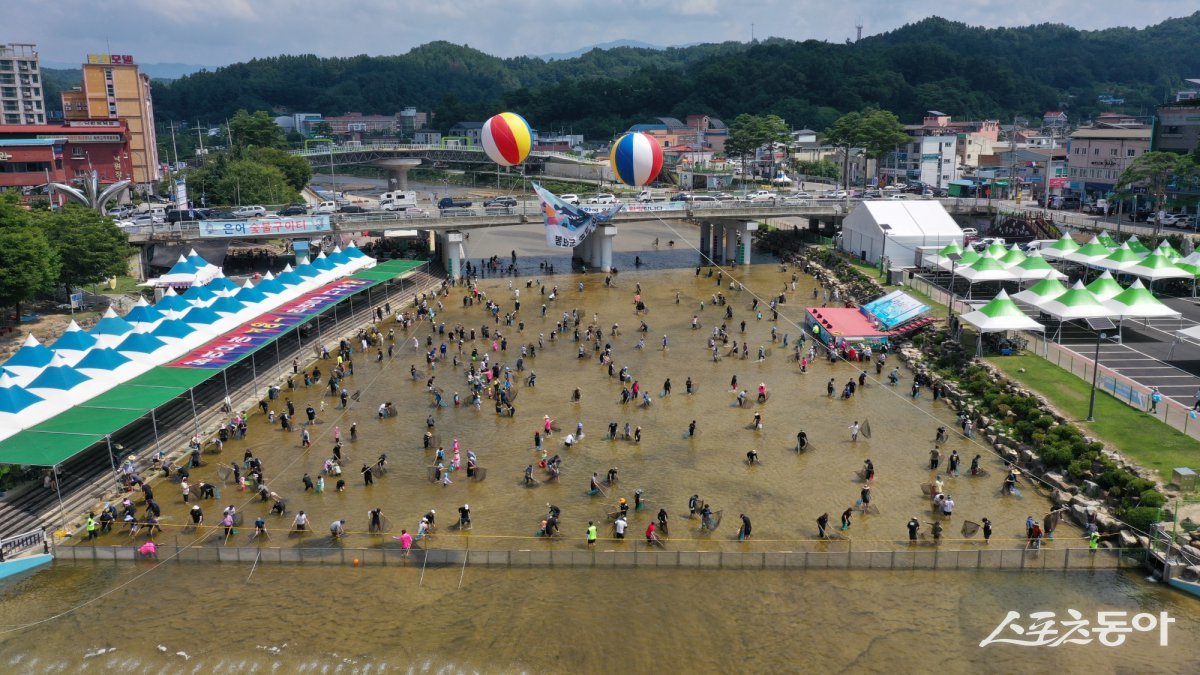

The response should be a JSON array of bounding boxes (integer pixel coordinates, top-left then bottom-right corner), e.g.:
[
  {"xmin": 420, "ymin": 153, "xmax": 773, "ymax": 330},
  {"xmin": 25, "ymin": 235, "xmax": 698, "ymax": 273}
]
[
  {"xmin": 57, "ymin": 540, "xmax": 1131, "ymax": 571},
  {"xmin": 290, "ymin": 143, "xmax": 601, "ymax": 164},
  {"xmin": 0, "ymin": 528, "xmax": 47, "ymax": 561}
]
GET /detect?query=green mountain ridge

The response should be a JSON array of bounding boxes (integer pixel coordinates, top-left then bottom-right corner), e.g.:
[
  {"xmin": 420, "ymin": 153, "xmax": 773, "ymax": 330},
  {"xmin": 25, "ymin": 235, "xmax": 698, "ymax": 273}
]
[{"xmin": 150, "ymin": 14, "xmax": 1200, "ymax": 139}]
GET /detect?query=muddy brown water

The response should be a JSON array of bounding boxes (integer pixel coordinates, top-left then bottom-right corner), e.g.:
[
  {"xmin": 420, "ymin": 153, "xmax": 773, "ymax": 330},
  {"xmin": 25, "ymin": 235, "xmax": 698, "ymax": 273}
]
[{"xmin": 2, "ymin": 228, "xmax": 1197, "ymax": 671}]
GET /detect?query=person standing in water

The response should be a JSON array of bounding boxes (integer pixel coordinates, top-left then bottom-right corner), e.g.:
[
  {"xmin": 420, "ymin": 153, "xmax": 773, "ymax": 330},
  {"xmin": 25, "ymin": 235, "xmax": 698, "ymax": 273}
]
[
  {"xmin": 817, "ymin": 512, "xmax": 830, "ymax": 539},
  {"xmin": 849, "ymin": 421, "xmax": 861, "ymax": 442},
  {"xmin": 737, "ymin": 514, "xmax": 752, "ymax": 541}
]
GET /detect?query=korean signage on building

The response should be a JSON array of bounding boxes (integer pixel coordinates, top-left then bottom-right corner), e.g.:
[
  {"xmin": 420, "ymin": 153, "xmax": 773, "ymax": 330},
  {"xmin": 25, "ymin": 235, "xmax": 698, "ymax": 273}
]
[
  {"xmin": 199, "ymin": 216, "xmax": 331, "ymax": 239},
  {"xmin": 87, "ymin": 54, "xmax": 134, "ymax": 65},
  {"xmin": 166, "ymin": 278, "xmax": 380, "ymax": 369}
]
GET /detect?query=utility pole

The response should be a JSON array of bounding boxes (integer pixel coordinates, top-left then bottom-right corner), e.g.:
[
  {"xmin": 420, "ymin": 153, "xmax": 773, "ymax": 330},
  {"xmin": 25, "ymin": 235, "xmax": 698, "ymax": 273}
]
[{"xmin": 170, "ymin": 121, "xmax": 179, "ymax": 167}]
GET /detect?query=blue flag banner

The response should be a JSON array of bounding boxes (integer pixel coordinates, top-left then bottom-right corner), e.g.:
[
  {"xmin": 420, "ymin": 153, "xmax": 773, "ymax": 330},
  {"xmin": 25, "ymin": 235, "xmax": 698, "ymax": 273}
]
[{"xmin": 533, "ymin": 182, "xmax": 621, "ymax": 249}]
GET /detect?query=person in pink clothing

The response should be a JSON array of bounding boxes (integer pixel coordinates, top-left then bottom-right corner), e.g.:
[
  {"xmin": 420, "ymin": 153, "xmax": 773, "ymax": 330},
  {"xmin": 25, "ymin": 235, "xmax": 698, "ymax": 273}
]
[{"xmin": 395, "ymin": 529, "xmax": 413, "ymax": 557}]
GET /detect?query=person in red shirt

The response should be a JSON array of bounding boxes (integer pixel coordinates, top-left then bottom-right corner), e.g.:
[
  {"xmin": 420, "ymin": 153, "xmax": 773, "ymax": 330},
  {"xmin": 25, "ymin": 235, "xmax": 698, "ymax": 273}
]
[{"xmin": 645, "ymin": 521, "xmax": 657, "ymax": 544}]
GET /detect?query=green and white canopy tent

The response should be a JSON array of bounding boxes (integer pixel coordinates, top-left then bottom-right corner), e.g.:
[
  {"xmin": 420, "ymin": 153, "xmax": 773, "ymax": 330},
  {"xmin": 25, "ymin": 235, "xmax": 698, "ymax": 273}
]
[
  {"xmin": 1124, "ymin": 236, "xmax": 1151, "ymax": 256},
  {"xmin": 1064, "ymin": 236, "xmax": 1114, "ymax": 265},
  {"xmin": 1098, "ymin": 233, "xmax": 1120, "ymax": 248},
  {"xmin": 1085, "ymin": 271, "xmax": 1126, "ymax": 301},
  {"xmin": 1102, "ymin": 279, "xmax": 1182, "ymax": 319},
  {"xmin": 1037, "ymin": 281, "xmax": 1111, "ymax": 320},
  {"xmin": 1155, "ymin": 241, "xmax": 1183, "ymax": 261},
  {"xmin": 1123, "ymin": 253, "xmax": 1193, "ymax": 285},
  {"xmin": 1012, "ymin": 277, "xmax": 1069, "ymax": 306},
  {"xmin": 954, "ymin": 254, "xmax": 1016, "ymax": 289},
  {"xmin": 937, "ymin": 248, "xmax": 981, "ymax": 271},
  {"xmin": 998, "ymin": 244, "xmax": 1028, "ymax": 267},
  {"xmin": 1091, "ymin": 243, "xmax": 1144, "ymax": 274},
  {"xmin": 1011, "ymin": 252, "xmax": 1068, "ymax": 281},
  {"xmin": 1039, "ymin": 234, "xmax": 1081, "ymax": 261},
  {"xmin": 959, "ymin": 290, "xmax": 1046, "ymax": 356}
]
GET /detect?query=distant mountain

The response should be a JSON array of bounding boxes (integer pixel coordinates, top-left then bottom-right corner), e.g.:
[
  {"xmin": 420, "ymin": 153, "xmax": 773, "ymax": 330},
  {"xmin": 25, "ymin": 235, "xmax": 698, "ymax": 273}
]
[
  {"xmin": 42, "ymin": 60, "xmax": 209, "ymax": 80},
  {"xmin": 535, "ymin": 40, "xmax": 667, "ymax": 61},
  {"xmin": 151, "ymin": 14, "xmax": 1200, "ymax": 140}
]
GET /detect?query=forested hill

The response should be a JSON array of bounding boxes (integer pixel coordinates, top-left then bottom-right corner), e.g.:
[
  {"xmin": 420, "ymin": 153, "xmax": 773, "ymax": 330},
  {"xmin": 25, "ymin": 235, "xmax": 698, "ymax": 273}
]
[{"xmin": 151, "ymin": 14, "xmax": 1200, "ymax": 138}]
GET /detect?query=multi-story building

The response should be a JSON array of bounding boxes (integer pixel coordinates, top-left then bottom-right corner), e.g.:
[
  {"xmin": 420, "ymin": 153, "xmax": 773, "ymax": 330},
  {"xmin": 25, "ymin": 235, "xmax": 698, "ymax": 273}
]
[
  {"xmin": 325, "ymin": 112, "xmax": 400, "ymax": 136},
  {"xmin": 0, "ymin": 44, "xmax": 46, "ymax": 125},
  {"xmin": 0, "ymin": 120, "xmax": 133, "ymax": 204},
  {"xmin": 1066, "ymin": 126, "xmax": 1152, "ymax": 199},
  {"xmin": 1154, "ymin": 99, "xmax": 1200, "ymax": 155},
  {"xmin": 59, "ymin": 53, "xmax": 160, "ymax": 191},
  {"xmin": 626, "ymin": 115, "xmax": 728, "ymax": 154},
  {"xmin": 880, "ymin": 113, "xmax": 1000, "ymax": 188}
]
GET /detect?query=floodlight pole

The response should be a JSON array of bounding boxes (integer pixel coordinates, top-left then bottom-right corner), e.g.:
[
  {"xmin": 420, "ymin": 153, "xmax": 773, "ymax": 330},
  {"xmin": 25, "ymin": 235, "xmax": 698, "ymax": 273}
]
[{"xmin": 1087, "ymin": 328, "xmax": 1102, "ymax": 422}]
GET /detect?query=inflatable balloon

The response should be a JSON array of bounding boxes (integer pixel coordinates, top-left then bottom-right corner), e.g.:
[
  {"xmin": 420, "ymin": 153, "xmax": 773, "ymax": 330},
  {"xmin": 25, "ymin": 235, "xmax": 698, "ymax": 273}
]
[
  {"xmin": 609, "ymin": 132, "xmax": 664, "ymax": 187},
  {"xmin": 481, "ymin": 112, "xmax": 533, "ymax": 167}
]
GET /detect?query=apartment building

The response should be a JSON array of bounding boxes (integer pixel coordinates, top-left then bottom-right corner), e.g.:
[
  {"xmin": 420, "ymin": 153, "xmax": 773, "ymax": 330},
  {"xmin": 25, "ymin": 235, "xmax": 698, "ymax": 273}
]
[
  {"xmin": 1066, "ymin": 127, "xmax": 1151, "ymax": 198},
  {"xmin": 0, "ymin": 44, "xmax": 46, "ymax": 125}
]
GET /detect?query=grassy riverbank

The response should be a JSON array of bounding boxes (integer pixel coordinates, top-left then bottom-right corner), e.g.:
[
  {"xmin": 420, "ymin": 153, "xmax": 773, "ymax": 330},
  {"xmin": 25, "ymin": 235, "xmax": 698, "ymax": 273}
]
[{"xmin": 987, "ymin": 355, "xmax": 1195, "ymax": 481}]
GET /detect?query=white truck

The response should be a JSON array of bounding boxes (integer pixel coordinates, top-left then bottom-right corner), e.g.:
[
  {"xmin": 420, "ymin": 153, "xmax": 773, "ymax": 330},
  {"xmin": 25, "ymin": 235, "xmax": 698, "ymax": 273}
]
[
  {"xmin": 380, "ymin": 190, "xmax": 419, "ymax": 212},
  {"xmin": 746, "ymin": 190, "xmax": 777, "ymax": 202}
]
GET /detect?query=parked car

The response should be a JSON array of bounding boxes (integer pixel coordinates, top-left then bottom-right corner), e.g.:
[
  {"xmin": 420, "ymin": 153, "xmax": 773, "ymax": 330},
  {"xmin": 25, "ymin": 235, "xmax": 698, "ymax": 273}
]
[
  {"xmin": 278, "ymin": 204, "xmax": 308, "ymax": 216},
  {"xmin": 1158, "ymin": 212, "xmax": 1191, "ymax": 227},
  {"xmin": 340, "ymin": 205, "xmax": 367, "ymax": 214},
  {"xmin": 165, "ymin": 208, "xmax": 206, "ymax": 224},
  {"xmin": 669, "ymin": 193, "xmax": 692, "ymax": 202},
  {"xmin": 1083, "ymin": 199, "xmax": 1111, "ymax": 215},
  {"xmin": 712, "ymin": 192, "xmax": 736, "ymax": 201},
  {"xmin": 747, "ymin": 190, "xmax": 778, "ymax": 201},
  {"xmin": 232, "ymin": 205, "xmax": 267, "ymax": 218},
  {"xmin": 688, "ymin": 195, "xmax": 719, "ymax": 203},
  {"xmin": 587, "ymin": 193, "xmax": 618, "ymax": 204},
  {"xmin": 484, "ymin": 196, "xmax": 518, "ymax": 207},
  {"xmin": 960, "ymin": 228, "xmax": 979, "ymax": 238},
  {"xmin": 118, "ymin": 214, "xmax": 157, "ymax": 228},
  {"xmin": 1128, "ymin": 208, "xmax": 1153, "ymax": 222},
  {"xmin": 106, "ymin": 205, "xmax": 136, "ymax": 218},
  {"xmin": 437, "ymin": 197, "xmax": 473, "ymax": 209},
  {"xmin": 558, "ymin": 194, "xmax": 580, "ymax": 205}
]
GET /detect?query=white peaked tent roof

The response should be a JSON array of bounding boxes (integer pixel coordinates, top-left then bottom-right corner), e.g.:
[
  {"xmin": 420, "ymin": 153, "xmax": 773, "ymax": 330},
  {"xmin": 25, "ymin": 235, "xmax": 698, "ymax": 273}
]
[
  {"xmin": 89, "ymin": 307, "xmax": 136, "ymax": 337},
  {"xmin": 1091, "ymin": 243, "xmax": 1145, "ymax": 273},
  {"xmin": 956, "ymin": 254, "xmax": 1017, "ymax": 282},
  {"xmin": 1011, "ymin": 252, "xmax": 1067, "ymax": 281},
  {"xmin": 1084, "ymin": 271, "xmax": 1126, "ymax": 301},
  {"xmin": 1037, "ymin": 281, "xmax": 1113, "ymax": 320},
  {"xmin": 1064, "ymin": 236, "xmax": 1113, "ymax": 264},
  {"xmin": 959, "ymin": 290, "xmax": 1045, "ymax": 333},
  {"xmin": 1040, "ymin": 234, "xmax": 1081, "ymax": 261},
  {"xmin": 2, "ymin": 333, "xmax": 57, "ymax": 383},
  {"xmin": 1123, "ymin": 253, "xmax": 1194, "ymax": 282},
  {"xmin": 1103, "ymin": 279, "xmax": 1183, "ymax": 319},
  {"xmin": 123, "ymin": 296, "xmax": 166, "ymax": 328},
  {"xmin": 1012, "ymin": 278, "xmax": 1070, "ymax": 306},
  {"xmin": 149, "ymin": 253, "xmax": 220, "ymax": 287}
]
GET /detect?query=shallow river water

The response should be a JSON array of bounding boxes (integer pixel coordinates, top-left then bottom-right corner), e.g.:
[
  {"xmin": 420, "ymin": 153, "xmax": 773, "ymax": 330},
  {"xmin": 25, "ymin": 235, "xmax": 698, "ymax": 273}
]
[{"xmin": 1, "ymin": 223, "xmax": 1198, "ymax": 672}]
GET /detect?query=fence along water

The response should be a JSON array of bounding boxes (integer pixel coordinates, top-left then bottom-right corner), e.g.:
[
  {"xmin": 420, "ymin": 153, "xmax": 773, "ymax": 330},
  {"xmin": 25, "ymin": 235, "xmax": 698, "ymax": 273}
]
[{"xmin": 57, "ymin": 541, "xmax": 1131, "ymax": 572}]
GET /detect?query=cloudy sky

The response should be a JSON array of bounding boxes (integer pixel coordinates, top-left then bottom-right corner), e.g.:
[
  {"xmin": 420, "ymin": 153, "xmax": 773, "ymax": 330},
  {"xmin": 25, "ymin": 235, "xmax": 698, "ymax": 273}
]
[{"xmin": 9, "ymin": 0, "xmax": 1198, "ymax": 67}]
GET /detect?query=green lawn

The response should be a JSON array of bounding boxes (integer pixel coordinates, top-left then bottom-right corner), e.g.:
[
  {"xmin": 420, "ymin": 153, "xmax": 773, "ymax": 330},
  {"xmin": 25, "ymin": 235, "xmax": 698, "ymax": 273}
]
[{"xmin": 987, "ymin": 355, "xmax": 1199, "ymax": 481}]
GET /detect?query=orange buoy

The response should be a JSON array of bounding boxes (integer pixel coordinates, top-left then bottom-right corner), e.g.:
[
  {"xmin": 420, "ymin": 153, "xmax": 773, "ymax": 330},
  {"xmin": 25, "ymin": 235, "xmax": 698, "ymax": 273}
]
[{"xmin": 353, "ymin": 559, "xmax": 360, "ymax": 567}]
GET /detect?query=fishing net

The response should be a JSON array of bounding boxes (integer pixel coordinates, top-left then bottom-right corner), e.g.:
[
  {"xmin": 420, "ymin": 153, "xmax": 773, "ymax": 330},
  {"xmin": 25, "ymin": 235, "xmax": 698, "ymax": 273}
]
[
  {"xmin": 860, "ymin": 419, "xmax": 872, "ymax": 439},
  {"xmin": 961, "ymin": 520, "xmax": 982, "ymax": 538}
]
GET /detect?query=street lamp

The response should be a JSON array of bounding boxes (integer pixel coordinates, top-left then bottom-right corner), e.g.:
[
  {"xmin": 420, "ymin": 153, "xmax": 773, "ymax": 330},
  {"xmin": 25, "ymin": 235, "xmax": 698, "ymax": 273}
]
[
  {"xmin": 879, "ymin": 223, "xmax": 892, "ymax": 278},
  {"xmin": 947, "ymin": 252, "xmax": 963, "ymax": 334},
  {"xmin": 1084, "ymin": 317, "xmax": 1116, "ymax": 422}
]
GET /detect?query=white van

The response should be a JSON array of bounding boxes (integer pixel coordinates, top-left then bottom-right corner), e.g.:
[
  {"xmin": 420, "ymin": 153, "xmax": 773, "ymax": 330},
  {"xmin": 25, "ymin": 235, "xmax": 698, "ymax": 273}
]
[
  {"xmin": 379, "ymin": 191, "xmax": 417, "ymax": 208},
  {"xmin": 312, "ymin": 201, "xmax": 338, "ymax": 214},
  {"xmin": 1023, "ymin": 239, "xmax": 1059, "ymax": 253}
]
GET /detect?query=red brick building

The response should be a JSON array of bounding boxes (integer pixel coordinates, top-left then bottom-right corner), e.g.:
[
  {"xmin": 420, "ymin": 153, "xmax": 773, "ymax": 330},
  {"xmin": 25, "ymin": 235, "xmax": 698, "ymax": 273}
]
[{"xmin": 0, "ymin": 120, "xmax": 132, "ymax": 205}]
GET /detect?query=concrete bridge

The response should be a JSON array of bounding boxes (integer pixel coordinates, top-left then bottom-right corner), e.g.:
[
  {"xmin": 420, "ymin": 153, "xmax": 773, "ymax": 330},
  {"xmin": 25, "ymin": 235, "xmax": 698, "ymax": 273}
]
[
  {"xmin": 292, "ymin": 143, "xmax": 606, "ymax": 189},
  {"xmin": 125, "ymin": 198, "xmax": 986, "ymax": 278}
]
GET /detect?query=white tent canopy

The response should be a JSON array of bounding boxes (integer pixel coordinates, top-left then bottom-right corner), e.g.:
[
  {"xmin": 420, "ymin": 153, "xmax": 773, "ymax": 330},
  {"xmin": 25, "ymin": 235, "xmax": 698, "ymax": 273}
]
[
  {"xmin": 959, "ymin": 290, "xmax": 1045, "ymax": 333},
  {"xmin": 838, "ymin": 201, "xmax": 963, "ymax": 265}
]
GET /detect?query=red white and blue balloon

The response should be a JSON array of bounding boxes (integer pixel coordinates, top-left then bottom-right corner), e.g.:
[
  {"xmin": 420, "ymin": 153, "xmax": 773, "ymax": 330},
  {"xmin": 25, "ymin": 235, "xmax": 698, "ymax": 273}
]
[
  {"xmin": 609, "ymin": 132, "xmax": 664, "ymax": 187},
  {"xmin": 481, "ymin": 112, "xmax": 533, "ymax": 167}
]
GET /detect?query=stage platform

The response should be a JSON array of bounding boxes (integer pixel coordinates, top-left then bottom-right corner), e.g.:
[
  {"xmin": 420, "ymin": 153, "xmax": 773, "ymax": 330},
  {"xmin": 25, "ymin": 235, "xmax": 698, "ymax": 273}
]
[{"xmin": 805, "ymin": 307, "xmax": 891, "ymax": 346}]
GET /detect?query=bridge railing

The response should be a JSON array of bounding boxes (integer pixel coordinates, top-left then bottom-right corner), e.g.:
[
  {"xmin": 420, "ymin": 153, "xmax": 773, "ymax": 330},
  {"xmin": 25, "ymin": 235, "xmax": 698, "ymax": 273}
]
[
  {"xmin": 290, "ymin": 143, "xmax": 601, "ymax": 164},
  {"xmin": 0, "ymin": 528, "xmax": 48, "ymax": 561}
]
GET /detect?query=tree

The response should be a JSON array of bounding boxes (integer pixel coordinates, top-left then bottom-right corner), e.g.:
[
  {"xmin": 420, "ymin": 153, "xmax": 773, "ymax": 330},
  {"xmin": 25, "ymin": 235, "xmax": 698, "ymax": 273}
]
[
  {"xmin": 824, "ymin": 110, "xmax": 864, "ymax": 189},
  {"xmin": 725, "ymin": 114, "xmax": 763, "ymax": 186},
  {"xmin": 33, "ymin": 205, "xmax": 129, "ymax": 293},
  {"xmin": 311, "ymin": 121, "xmax": 333, "ymax": 138},
  {"xmin": 228, "ymin": 109, "xmax": 288, "ymax": 153},
  {"xmin": 250, "ymin": 147, "xmax": 313, "ymax": 192},
  {"xmin": 1116, "ymin": 151, "xmax": 1195, "ymax": 235},
  {"xmin": 794, "ymin": 159, "xmax": 841, "ymax": 181},
  {"xmin": 760, "ymin": 114, "xmax": 791, "ymax": 182},
  {"xmin": 214, "ymin": 160, "xmax": 300, "ymax": 205},
  {"xmin": 0, "ymin": 227, "xmax": 59, "ymax": 317},
  {"xmin": 825, "ymin": 108, "xmax": 910, "ymax": 187}
]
